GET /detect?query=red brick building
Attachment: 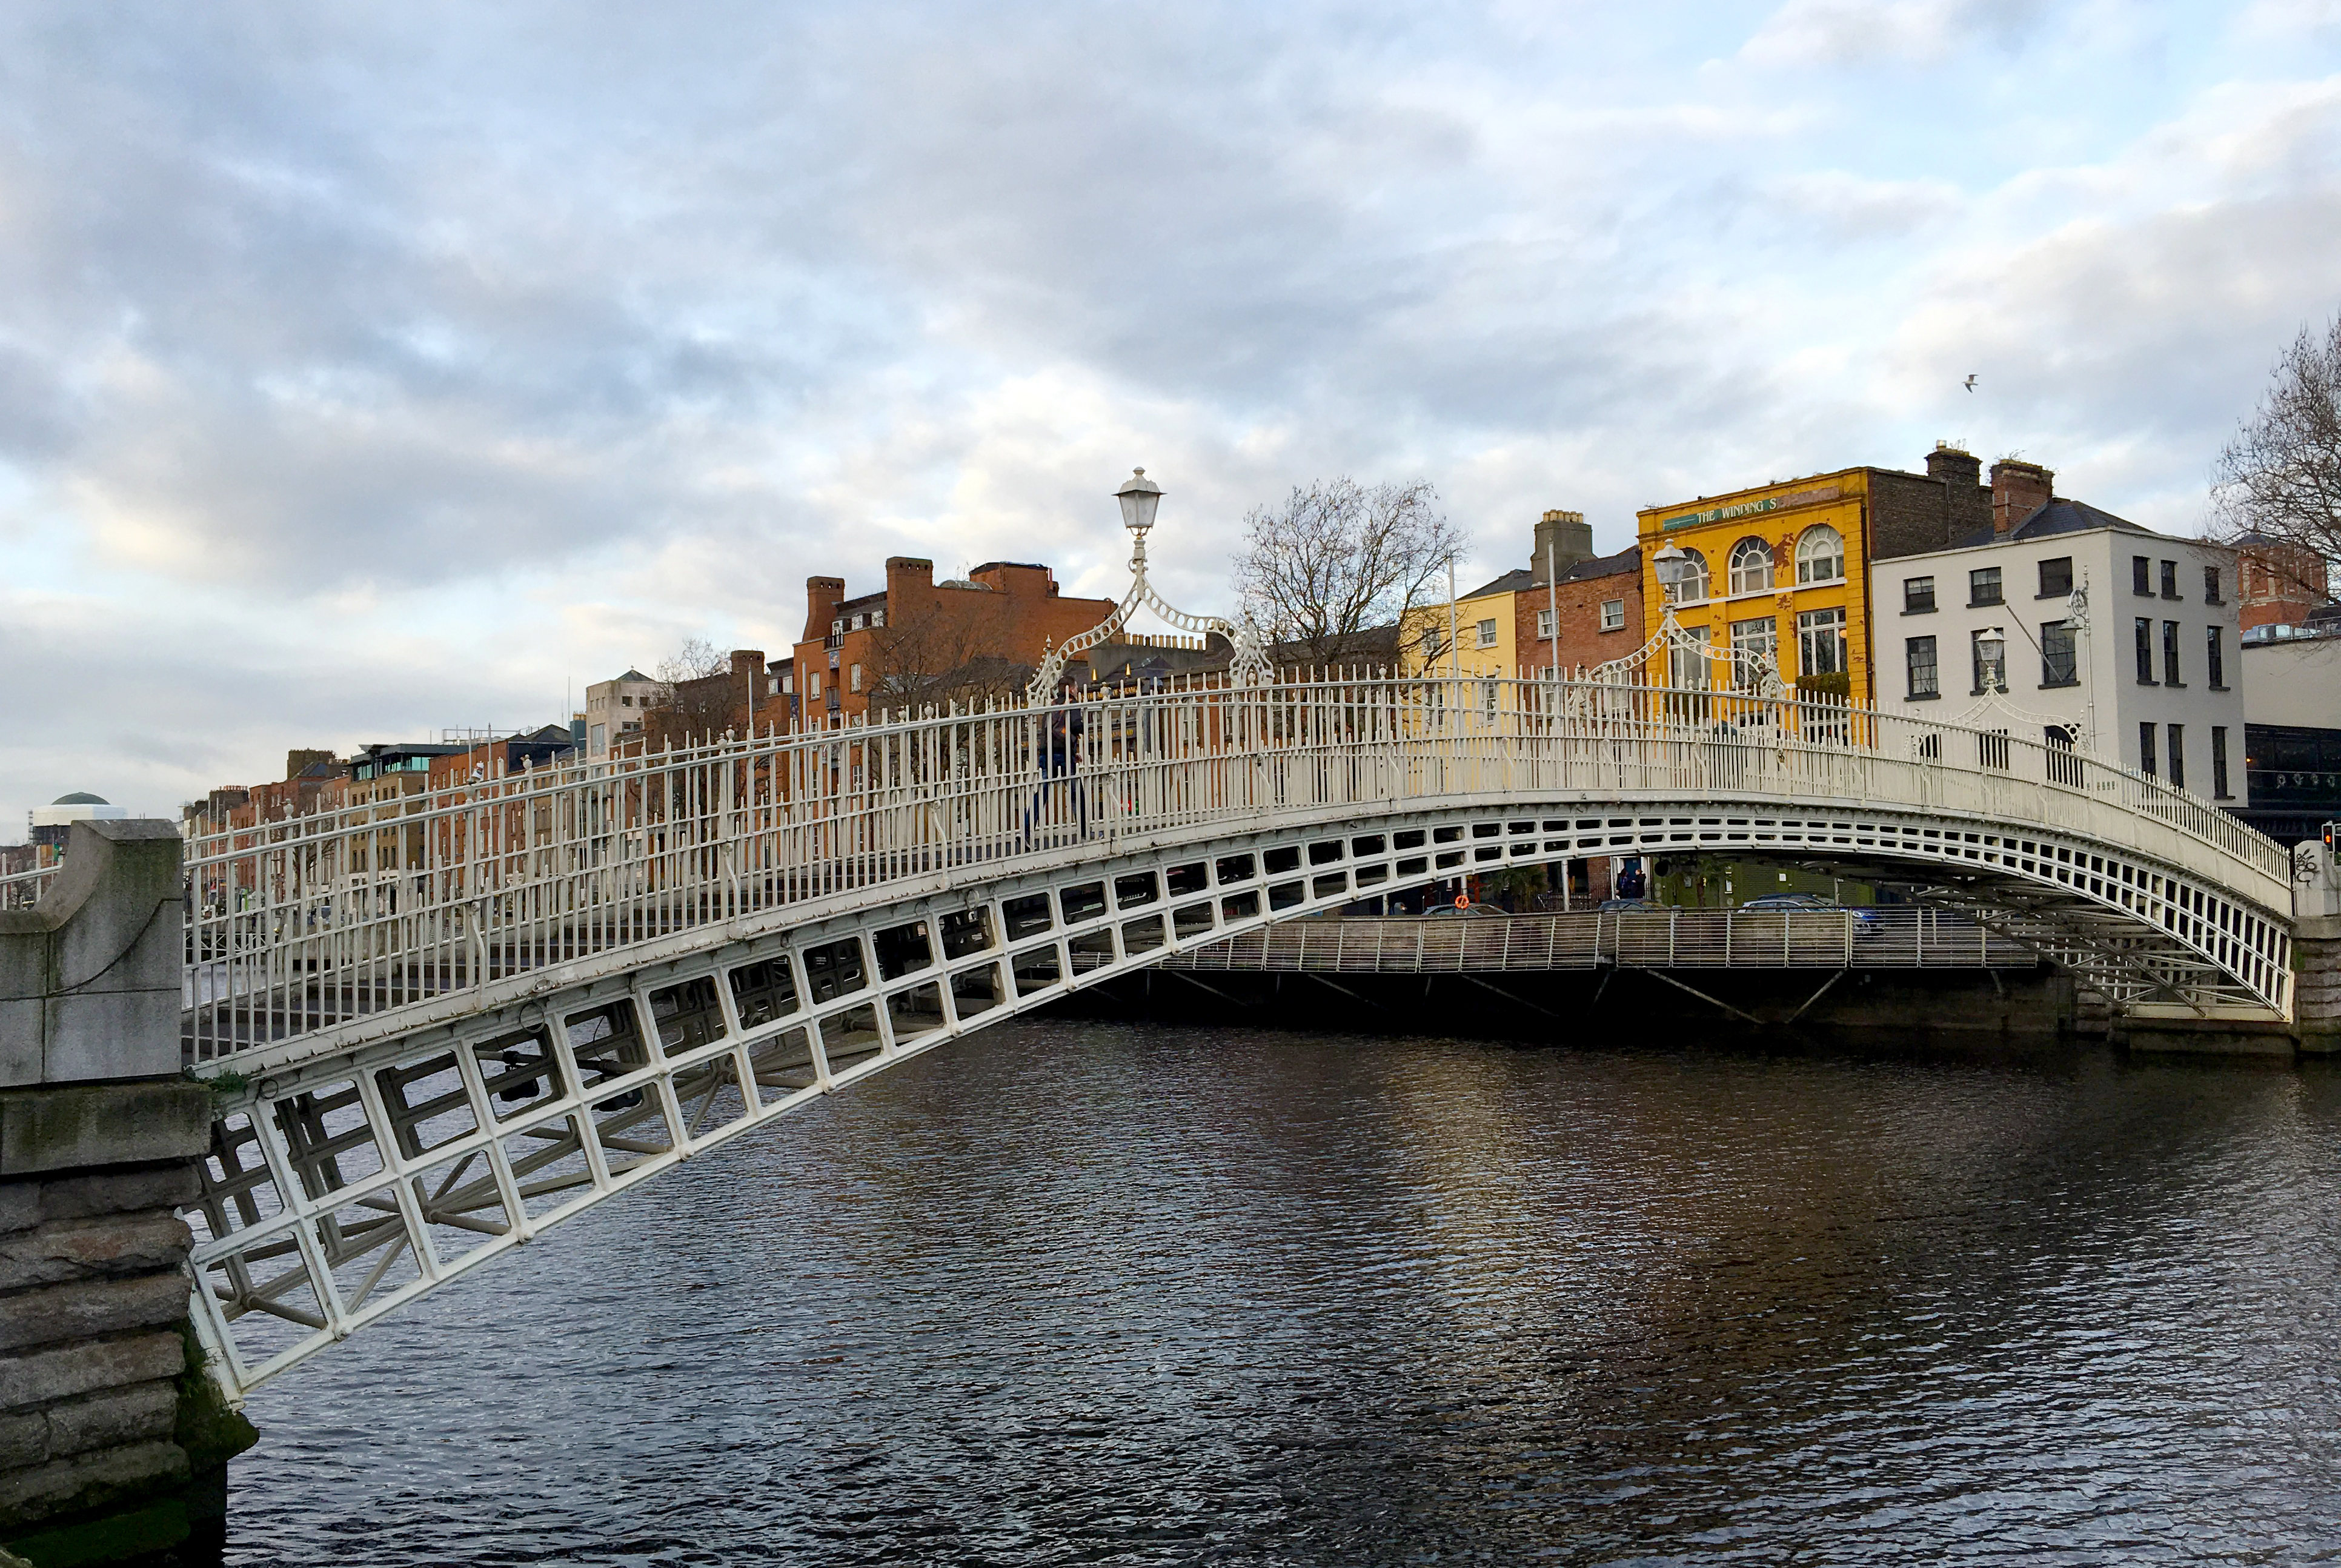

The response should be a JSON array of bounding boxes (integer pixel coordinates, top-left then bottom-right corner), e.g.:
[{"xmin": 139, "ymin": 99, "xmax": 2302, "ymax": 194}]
[
  {"xmin": 2236, "ymin": 533, "xmax": 2331, "ymax": 633},
  {"xmin": 1505, "ymin": 511, "xmax": 1645, "ymax": 675},
  {"xmin": 789, "ymin": 558, "xmax": 1119, "ymax": 728}
]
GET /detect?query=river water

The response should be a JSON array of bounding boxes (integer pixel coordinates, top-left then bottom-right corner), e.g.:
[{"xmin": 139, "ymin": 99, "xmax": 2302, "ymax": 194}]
[{"xmin": 225, "ymin": 1020, "xmax": 2341, "ymax": 1565}]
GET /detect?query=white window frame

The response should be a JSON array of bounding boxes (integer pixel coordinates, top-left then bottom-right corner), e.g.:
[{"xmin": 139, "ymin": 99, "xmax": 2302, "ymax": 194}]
[
  {"xmin": 1475, "ymin": 618, "xmax": 1498, "ymax": 649},
  {"xmin": 1727, "ymin": 537, "xmax": 1774, "ymax": 597},
  {"xmin": 1599, "ymin": 598, "xmax": 1625, "ymax": 632},
  {"xmin": 1795, "ymin": 525, "xmax": 1845, "ymax": 585}
]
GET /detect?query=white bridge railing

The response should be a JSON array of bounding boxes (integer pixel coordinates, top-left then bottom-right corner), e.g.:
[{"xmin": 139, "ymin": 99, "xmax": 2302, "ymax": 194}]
[{"xmin": 180, "ymin": 671, "xmax": 2291, "ymax": 1066}]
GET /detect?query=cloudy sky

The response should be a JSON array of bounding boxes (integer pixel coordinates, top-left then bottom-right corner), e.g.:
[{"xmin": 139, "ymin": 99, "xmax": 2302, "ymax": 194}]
[{"xmin": 4, "ymin": 1, "xmax": 2338, "ymax": 832}]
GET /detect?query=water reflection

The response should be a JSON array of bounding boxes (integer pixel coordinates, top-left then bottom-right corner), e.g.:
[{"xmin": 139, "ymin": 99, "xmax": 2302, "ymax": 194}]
[{"xmin": 230, "ymin": 1023, "xmax": 2341, "ymax": 1564}]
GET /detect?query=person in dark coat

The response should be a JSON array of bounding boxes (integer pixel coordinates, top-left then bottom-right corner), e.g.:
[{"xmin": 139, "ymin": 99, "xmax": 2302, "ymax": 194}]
[
  {"xmin": 1023, "ymin": 678, "xmax": 1089, "ymax": 843},
  {"xmin": 1615, "ymin": 860, "xmax": 1647, "ymax": 900}
]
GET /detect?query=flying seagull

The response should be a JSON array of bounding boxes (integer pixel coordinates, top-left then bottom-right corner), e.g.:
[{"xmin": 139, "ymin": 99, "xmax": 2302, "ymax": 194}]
[{"xmin": 1964, "ymin": 374, "xmax": 1978, "ymax": 392}]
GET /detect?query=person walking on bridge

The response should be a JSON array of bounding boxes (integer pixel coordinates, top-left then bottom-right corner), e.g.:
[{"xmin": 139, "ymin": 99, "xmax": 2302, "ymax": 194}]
[{"xmin": 1023, "ymin": 677, "xmax": 1089, "ymax": 846}]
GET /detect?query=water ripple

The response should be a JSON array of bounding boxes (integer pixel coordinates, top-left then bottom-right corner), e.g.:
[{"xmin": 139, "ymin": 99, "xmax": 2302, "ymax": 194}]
[{"xmin": 228, "ymin": 1023, "xmax": 2341, "ymax": 1565}]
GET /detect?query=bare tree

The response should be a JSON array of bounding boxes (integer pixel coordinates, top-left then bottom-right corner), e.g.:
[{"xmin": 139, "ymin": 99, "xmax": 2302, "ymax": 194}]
[
  {"xmin": 2211, "ymin": 314, "xmax": 2341, "ymax": 596},
  {"xmin": 654, "ymin": 637, "xmax": 729, "ymax": 684},
  {"xmin": 642, "ymin": 639, "xmax": 741, "ymax": 748},
  {"xmin": 1232, "ymin": 477, "xmax": 1464, "ymax": 668},
  {"xmin": 858, "ymin": 591, "xmax": 1026, "ymax": 719}
]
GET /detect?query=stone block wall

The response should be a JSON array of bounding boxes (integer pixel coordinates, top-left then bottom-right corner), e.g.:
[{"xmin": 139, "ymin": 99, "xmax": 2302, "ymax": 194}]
[{"xmin": 0, "ymin": 1085, "xmax": 250, "ymax": 1564}]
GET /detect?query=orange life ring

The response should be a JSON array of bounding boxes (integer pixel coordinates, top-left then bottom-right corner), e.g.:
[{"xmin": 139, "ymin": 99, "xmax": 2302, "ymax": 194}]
[{"xmin": 1454, "ymin": 894, "xmax": 1470, "ymax": 909}]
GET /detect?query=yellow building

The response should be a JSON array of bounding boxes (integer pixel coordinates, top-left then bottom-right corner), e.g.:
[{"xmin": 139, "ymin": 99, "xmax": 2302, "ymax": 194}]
[
  {"xmin": 1635, "ymin": 469, "xmax": 1878, "ymax": 699},
  {"xmin": 1400, "ymin": 573, "xmax": 1523, "ymax": 683}
]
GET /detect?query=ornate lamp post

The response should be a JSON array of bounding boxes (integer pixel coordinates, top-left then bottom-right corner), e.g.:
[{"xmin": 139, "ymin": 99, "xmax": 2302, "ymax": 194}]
[{"xmin": 1024, "ymin": 469, "xmax": 1270, "ymax": 705}]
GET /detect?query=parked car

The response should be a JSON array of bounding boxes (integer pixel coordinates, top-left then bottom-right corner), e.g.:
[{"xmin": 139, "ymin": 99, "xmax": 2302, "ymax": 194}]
[
  {"xmin": 1596, "ymin": 897, "xmax": 1678, "ymax": 913},
  {"xmin": 1427, "ymin": 902, "xmax": 1508, "ymax": 919},
  {"xmin": 1739, "ymin": 891, "xmax": 1881, "ymax": 933}
]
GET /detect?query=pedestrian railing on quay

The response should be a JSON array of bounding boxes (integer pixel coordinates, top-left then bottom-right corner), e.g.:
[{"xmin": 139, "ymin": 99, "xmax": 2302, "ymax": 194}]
[
  {"xmin": 175, "ymin": 670, "xmax": 2288, "ymax": 1068},
  {"xmin": 1163, "ymin": 907, "xmax": 2037, "ymax": 974},
  {"xmin": 0, "ymin": 863, "xmax": 59, "ymax": 912}
]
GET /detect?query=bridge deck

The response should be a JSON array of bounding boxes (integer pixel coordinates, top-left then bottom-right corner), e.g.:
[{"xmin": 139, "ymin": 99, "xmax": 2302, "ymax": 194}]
[{"xmin": 1164, "ymin": 908, "xmax": 2036, "ymax": 973}]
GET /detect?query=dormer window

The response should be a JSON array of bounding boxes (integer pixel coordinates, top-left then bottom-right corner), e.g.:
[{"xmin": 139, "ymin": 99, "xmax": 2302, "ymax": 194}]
[{"xmin": 831, "ymin": 619, "xmax": 844, "ymax": 636}]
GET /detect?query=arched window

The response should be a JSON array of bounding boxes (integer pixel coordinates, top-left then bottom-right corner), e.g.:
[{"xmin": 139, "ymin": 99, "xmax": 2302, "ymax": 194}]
[
  {"xmin": 1670, "ymin": 547, "xmax": 1710, "ymax": 603},
  {"xmin": 1796, "ymin": 525, "xmax": 1845, "ymax": 584},
  {"xmin": 1728, "ymin": 537, "xmax": 1773, "ymax": 596}
]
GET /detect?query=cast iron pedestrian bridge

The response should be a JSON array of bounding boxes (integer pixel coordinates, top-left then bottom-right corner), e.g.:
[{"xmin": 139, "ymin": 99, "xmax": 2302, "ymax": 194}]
[{"xmin": 11, "ymin": 510, "xmax": 2294, "ymax": 1398}]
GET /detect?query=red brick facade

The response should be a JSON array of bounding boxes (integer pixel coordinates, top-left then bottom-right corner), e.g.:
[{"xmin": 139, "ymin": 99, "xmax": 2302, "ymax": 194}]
[{"xmin": 1512, "ymin": 547, "xmax": 1644, "ymax": 675}]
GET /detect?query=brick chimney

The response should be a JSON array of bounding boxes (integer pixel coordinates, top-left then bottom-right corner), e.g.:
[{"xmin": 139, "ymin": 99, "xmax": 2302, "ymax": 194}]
[
  {"xmin": 803, "ymin": 576, "xmax": 845, "ymax": 642},
  {"xmin": 1925, "ymin": 443, "xmax": 1981, "ymax": 491},
  {"xmin": 884, "ymin": 556, "xmax": 935, "ymax": 617},
  {"xmin": 1530, "ymin": 510, "xmax": 1594, "ymax": 581},
  {"xmin": 1990, "ymin": 459, "xmax": 2053, "ymax": 536}
]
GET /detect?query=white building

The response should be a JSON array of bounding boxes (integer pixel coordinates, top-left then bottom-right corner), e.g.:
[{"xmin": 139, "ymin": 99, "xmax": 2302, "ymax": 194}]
[
  {"xmin": 1870, "ymin": 480, "xmax": 2245, "ymax": 806},
  {"xmin": 582, "ymin": 669, "xmax": 669, "ymax": 759}
]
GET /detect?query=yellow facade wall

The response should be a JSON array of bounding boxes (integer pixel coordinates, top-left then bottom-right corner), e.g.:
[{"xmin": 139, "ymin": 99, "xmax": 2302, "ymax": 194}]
[
  {"xmin": 1634, "ymin": 470, "xmax": 1874, "ymax": 700},
  {"xmin": 1400, "ymin": 586, "xmax": 1521, "ymax": 681}
]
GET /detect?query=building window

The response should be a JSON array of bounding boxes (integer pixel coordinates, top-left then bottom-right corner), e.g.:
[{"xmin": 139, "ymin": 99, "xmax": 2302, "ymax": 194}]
[
  {"xmin": 849, "ymin": 663, "xmax": 863, "ymax": 693},
  {"xmin": 1970, "ymin": 627, "xmax": 2005, "ymax": 692},
  {"xmin": 2205, "ymin": 565, "xmax": 2223, "ymax": 604},
  {"xmin": 1536, "ymin": 608, "xmax": 1555, "ymax": 640},
  {"xmin": 1969, "ymin": 566, "xmax": 2004, "ymax": 606},
  {"xmin": 1670, "ymin": 548, "xmax": 1711, "ymax": 603},
  {"xmin": 2168, "ymin": 724, "xmax": 2186, "ymax": 790},
  {"xmin": 589, "ymin": 723, "xmax": 606, "ymax": 752},
  {"xmin": 1670, "ymin": 625, "xmax": 1713, "ymax": 689},
  {"xmin": 1796, "ymin": 608, "xmax": 1847, "ymax": 677},
  {"xmin": 1475, "ymin": 618, "xmax": 1498, "ymax": 649},
  {"xmin": 1904, "ymin": 576, "xmax": 1936, "ymax": 613},
  {"xmin": 2207, "ymin": 625, "xmax": 2226, "ymax": 688},
  {"xmin": 1480, "ymin": 680, "xmax": 1499, "ymax": 715},
  {"xmin": 2213, "ymin": 726, "xmax": 2231, "ymax": 798},
  {"xmin": 2045, "ymin": 726, "xmax": 2083, "ymax": 786},
  {"xmin": 2038, "ymin": 557, "xmax": 2073, "ymax": 597},
  {"xmin": 1599, "ymin": 599, "xmax": 1625, "ymax": 631},
  {"xmin": 1728, "ymin": 537, "xmax": 1774, "ymax": 596},
  {"xmin": 2040, "ymin": 621, "xmax": 2077, "ymax": 685},
  {"xmin": 1728, "ymin": 616, "xmax": 1776, "ymax": 690},
  {"xmin": 2134, "ymin": 618, "xmax": 2155, "ymax": 683},
  {"xmin": 1421, "ymin": 624, "xmax": 1447, "ymax": 656},
  {"xmin": 621, "ymin": 694, "xmax": 633, "ymax": 707},
  {"xmin": 2160, "ymin": 560, "xmax": 2179, "ymax": 599},
  {"xmin": 832, "ymin": 619, "xmax": 844, "ymax": 637},
  {"xmin": 808, "ymin": 673, "xmax": 820, "ymax": 697},
  {"xmin": 2161, "ymin": 620, "xmax": 2182, "ymax": 685},
  {"xmin": 871, "ymin": 610, "xmax": 885, "ymax": 628},
  {"xmin": 2140, "ymin": 722, "xmax": 2157, "ymax": 778},
  {"xmin": 2133, "ymin": 556, "xmax": 2151, "ymax": 595},
  {"xmin": 1906, "ymin": 636, "xmax": 1939, "ymax": 699},
  {"xmin": 1795, "ymin": 525, "xmax": 1844, "ymax": 585}
]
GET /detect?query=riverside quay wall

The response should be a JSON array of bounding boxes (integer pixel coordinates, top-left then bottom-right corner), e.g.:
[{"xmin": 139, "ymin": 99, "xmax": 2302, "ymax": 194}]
[{"xmin": 0, "ymin": 822, "xmax": 254, "ymax": 1567}]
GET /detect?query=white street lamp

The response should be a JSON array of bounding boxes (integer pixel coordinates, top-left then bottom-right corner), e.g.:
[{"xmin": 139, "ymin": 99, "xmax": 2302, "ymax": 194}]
[
  {"xmin": 1652, "ymin": 542, "xmax": 1688, "ymax": 595},
  {"xmin": 1115, "ymin": 468, "xmax": 1162, "ymax": 537},
  {"xmin": 1977, "ymin": 626, "xmax": 2007, "ymax": 693}
]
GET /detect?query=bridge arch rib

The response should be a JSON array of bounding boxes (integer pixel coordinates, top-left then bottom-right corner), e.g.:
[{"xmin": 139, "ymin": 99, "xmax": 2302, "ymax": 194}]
[{"xmin": 187, "ymin": 784, "xmax": 2290, "ymax": 1396}]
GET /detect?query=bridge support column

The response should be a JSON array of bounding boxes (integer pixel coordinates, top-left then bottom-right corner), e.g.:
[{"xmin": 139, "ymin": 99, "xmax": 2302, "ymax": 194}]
[
  {"xmin": 2293, "ymin": 839, "xmax": 2341, "ymax": 1057},
  {"xmin": 0, "ymin": 823, "xmax": 255, "ymax": 1567}
]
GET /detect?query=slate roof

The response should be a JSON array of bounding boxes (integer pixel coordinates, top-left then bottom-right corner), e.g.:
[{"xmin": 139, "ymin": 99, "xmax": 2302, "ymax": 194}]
[
  {"xmin": 1461, "ymin": 544, "xmax": 1639, "ymax": 601},
  {"xmin": 1947, "ymin": 497, "xmax": 2157, "ymax": 550}
]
